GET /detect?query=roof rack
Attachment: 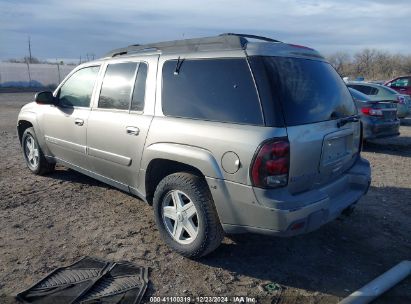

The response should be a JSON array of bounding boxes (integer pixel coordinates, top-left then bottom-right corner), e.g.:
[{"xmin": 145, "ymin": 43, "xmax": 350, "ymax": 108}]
[{"xmin": 104, "ymin": 33, "xmax": 282, "ymax": 58}]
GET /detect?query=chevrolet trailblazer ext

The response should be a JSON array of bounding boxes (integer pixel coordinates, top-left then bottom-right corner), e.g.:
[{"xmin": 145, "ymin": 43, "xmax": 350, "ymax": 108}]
[{"xmin": 17, "ymin": 34, "xmax": 371, "ymax": 257}]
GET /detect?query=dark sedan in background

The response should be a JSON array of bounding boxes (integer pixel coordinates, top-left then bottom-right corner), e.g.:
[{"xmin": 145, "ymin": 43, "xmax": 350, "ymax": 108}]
[{"xmin": 348, "ymin": 87, "xmax": 400, "ymax": 140}]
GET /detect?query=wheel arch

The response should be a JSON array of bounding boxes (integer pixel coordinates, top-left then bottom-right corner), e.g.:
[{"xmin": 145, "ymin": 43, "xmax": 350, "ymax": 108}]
[
  {"xmin": 141, "ymin": 143, "xmax": 224, "ymax": 204},
  {"xmin": 17, "ymin": 111, "xmax": 51, "ymax": 156},
  {"xmin": 17, "ymin": 120, "xmax": 34, "ymax": 143}
]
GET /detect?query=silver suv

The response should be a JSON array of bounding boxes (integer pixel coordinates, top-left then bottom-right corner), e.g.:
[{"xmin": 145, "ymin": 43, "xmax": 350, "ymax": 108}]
[{"xmin": 17, "ymin": 34, "xmax": 371, "ymax": 257}]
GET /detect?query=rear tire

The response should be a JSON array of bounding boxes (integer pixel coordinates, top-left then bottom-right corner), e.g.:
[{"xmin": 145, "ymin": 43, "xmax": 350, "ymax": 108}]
[
  {"xmin": 153, "ymin": 172, "xmax": 224, "ymax": 258},
  {"xmin": 22, "ymin": 127, "xmax": 55, "ymax": 175}
]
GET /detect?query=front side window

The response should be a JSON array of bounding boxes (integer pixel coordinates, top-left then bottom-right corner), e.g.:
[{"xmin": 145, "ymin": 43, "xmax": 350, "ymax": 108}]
[
  {"xmin": 58, "ymin": 66, "xmax": 100, "ymax": 107},
  {"xmin": 162, "ymin": 58, "xmax": 263, "ymax": 125},
  {"xmin": 98, "ymin": 62, "xmax": 138, "ymax": 110}
]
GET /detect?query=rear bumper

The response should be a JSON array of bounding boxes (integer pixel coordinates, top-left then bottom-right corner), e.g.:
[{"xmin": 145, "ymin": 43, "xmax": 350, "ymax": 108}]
[
  {"xmin": 207, "ymin": 156, "xmax": 371, "ymax": 236},
  {"xmin": 362, "ymin": 119, "xmax": 400, "ymax": 139},
  {"xmin": 397, "ymin": 104, "xmax": 410, "ymax": 118}
]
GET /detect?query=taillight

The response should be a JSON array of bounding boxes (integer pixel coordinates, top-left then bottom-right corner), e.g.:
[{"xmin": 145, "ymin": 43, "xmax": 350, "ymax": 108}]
[
  {"xmin": 361, "ymin": 107, "xmax": 383, "ymax": 116},
  {"xmin": 251, "ymin": 139, "xmax": 290, "ymax": 188}
]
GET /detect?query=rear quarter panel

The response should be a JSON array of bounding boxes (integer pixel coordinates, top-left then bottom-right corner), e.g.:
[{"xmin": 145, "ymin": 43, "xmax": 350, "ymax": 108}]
[{"xmin": 142, "ymin": 117, "xmax": 287, "ymax": 185}]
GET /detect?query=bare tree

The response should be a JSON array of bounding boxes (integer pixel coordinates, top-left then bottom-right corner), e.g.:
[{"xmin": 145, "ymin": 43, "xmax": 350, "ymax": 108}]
[
  {"xmin": 327, "ymin": 49, "xmax": 411, "ymax": 81},
  {"xmin": 353, "ymin": 49, "xmax": 377, "ymax": 79},
  {"xmin": 328, "ymin": 52, "xmax": 351, "ymax": 76}
]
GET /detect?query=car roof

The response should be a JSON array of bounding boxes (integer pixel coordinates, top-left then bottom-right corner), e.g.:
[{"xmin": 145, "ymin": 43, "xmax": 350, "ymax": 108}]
[
  {"xmin": 388, "ymin": 75, "xmax": 411, "ymax": 80},
  {"xmin": 348, "ymin": 81, "xmax": 399, "ymax": 93},
  {"xmin": 100, "ymin": 33, "xmax": 325, "ymax": 61},
  {"xmin": 347, "ymin": 81, "xmax": 381, "ymax": 88}
]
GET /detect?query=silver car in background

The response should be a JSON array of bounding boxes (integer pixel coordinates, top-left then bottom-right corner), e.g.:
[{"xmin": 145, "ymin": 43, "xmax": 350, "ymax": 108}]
[
  {"xmin": 17, "ymin": 34, "xmax": 371, "ymax": 257},
  {"xmin": 347, "ymin": 81, "xmax": 411, "ymax": 118},
  {"xmin": 348, "ymin": 87, "xmax": 400, "ymax": 140}
]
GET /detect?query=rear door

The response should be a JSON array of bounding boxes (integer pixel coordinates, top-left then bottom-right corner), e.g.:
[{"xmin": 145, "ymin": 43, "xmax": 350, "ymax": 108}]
[
  {"xmin": 86, "ymin": 58, "xmax": 154, "ymax": 189},
  {"xmin": 250, "ymin": 57, "xmax": 360, "ymax": 194}
]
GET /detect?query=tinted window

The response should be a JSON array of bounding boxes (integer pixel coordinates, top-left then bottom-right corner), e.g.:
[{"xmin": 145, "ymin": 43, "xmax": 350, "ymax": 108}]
[
  {"xmin": 250, "ymin": 57, "xmax": 356, "ymax": 126},
  {"xmin": 99, "ymin": 62, "xmax": 137, "ymax": 110},
  {"xmin": 59, "ymin": 66, "xmax": 100, "ymax": 107},
  {"xmin": 348, "ymin": 88, "xmax": 370, "ymax": 101},
  {"xmin": 348, "ymin": 84, "xmax": 378, "ymax": 95},
  {"xmin": 162, "ymin": 58, "xmax": 263, "ymax": 125},
  {"xmin": 131, "ymin": 63, "xmax": 148, "ymax": 111},
  {"xmin": 369, "ymin": 87, "xmax": 379, "ymax": 95}
]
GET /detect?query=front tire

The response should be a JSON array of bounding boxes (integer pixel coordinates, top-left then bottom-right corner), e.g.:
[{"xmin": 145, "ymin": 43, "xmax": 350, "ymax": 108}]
[
  {"xmin": 22, "ymin": 127, "xmax": 54, "ymax": 175},
  {"xmin": 153, "ymin": 172, "xmax": 224, "ymax": 258}
]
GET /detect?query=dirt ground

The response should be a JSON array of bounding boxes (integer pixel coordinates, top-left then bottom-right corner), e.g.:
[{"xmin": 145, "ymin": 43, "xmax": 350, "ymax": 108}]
[{"xmin": 0, "ymin": 92, "xmax": 410, "ymax": 304}]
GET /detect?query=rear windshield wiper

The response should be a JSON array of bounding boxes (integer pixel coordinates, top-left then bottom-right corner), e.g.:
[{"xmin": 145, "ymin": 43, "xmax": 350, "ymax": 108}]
[{"xmin": 337, "ymin": 114, "xmax": 360, "ymax": 128}]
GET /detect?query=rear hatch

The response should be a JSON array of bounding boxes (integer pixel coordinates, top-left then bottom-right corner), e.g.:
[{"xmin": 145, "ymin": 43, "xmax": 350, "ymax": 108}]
[{"xmin": 249, "ymin": 56, "xmax": 360, "ymax": 194}]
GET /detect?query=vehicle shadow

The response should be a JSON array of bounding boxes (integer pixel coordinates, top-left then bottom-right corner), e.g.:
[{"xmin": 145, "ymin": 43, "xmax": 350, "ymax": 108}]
[
  {"xmin": 400, "ymin": 118, "xmax": 411, "ymax": 126},
  {"xmin": 363, "ymin": 138, "xmax": 411, "ymax": 158},
  {"xmin": 199, "ymin": 186, "xmax": 411, "ymax": 300},
  {"xmin": 46, "ymin": 166, "xmax": 111, "ymax": 189}
]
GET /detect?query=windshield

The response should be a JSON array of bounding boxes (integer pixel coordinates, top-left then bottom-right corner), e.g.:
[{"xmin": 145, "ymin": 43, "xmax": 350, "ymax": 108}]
[{"xmin": 249, "ymin": 56, "xmax": 357, "ymax": 126}]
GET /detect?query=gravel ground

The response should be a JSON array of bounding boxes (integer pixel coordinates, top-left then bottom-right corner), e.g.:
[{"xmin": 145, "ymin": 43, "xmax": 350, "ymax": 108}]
[{"xmin": 0, "ymin": 92, "xmax": 410, "ymax": 304}]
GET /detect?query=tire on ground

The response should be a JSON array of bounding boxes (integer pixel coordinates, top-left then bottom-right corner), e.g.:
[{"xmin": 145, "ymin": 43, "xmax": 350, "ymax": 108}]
[
  {"xmin": 21, "ymin": 127, "xmax": 55, "ymax": 175},
  {"xmin": 153, "ymin": 172, "xmax": 224, "ymax": 258}
]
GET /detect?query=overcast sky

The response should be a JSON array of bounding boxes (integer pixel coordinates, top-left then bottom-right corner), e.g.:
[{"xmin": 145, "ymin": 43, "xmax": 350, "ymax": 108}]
[{"xmin": 1, "ymin": 0, "xmax": 410, "ymax": 61}]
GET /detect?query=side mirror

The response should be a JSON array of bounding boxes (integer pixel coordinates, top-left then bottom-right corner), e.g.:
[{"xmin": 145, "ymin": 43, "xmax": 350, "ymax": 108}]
[{"xmin": 35, "ymin": 91, "xmax": 55, "ymax": 105}]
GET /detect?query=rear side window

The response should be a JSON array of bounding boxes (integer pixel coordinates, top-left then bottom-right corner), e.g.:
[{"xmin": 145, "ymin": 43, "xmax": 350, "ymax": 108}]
[
  {"xmin": 349, "ymin": 85, "xmax": 378, "ymax": 95},
  {"xmin": 250, "ymin": 57, "xmax": 356, "ymax": 126},
  {"xmin": 348, "ymin": 88, "xmax": 370, "ymax": 101},
  {"xmin": 131, "ymin": 63, "xmax": 148, "ymax": 111},
  {"xmin": 162, "ymin": 58, "xmax": 263, "ymax": 125},
  {"xmin": 99, "ymin": 62, "xmax": 138, "ymax": 110}
]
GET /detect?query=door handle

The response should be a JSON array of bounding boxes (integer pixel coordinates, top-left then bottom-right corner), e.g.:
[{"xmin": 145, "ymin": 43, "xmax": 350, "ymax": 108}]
[
  {"xmin": 126, "ymin": 126, "xmax": 140, "ymax": 136},
  {"xmin": 74, "ymin": 118, "xmax": 84, "ymax": 126}
]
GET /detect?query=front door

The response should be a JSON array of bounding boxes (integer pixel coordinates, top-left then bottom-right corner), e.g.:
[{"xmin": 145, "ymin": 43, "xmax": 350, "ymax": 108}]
[{"xmin": 42, "ymin": 65, "xmax": 100, "ymax": 170}]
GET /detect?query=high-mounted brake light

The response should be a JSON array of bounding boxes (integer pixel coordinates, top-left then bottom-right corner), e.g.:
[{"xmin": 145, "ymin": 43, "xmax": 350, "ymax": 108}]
[
  {"xmin": 361, "ymin": 107, "xmax": 383, "ymax": 116},
  {"xmin": 251, "ymin": 139, "xmax": 290, "ymax": 188},
  {"xmin": 287, "ymin": 44, "xmax": 314, "ymax": 51}
]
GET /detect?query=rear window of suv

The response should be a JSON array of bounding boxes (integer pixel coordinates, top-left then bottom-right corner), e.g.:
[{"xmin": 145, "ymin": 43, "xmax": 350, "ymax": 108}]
[
  {"xmin": 162, "ymin": 58, "xmax": 264, "ymax": 125},
  {"xmin": 250, "ymin": 56, "xmax": 357, "ymax": 126}
]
